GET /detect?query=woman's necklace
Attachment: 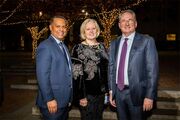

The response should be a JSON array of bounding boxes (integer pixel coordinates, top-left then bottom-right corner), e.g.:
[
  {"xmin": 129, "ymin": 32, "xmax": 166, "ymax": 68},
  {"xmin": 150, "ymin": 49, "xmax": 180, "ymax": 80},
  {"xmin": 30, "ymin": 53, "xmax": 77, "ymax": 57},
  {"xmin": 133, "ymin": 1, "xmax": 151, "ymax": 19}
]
[
  {"xmin": 84, "ymin": 40, "xmax": 99, "ymax": 46},
  {"xmin": 83, "ymin": 40, "xmax": 100, "ymax": 50}
]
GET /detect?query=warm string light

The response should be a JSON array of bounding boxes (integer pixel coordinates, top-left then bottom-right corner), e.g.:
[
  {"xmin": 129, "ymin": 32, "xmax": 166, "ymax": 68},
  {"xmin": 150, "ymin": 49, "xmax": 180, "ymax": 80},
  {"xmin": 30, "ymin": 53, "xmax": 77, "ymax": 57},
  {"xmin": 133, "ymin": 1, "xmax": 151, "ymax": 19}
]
[
  {"xmin": 67, "ymin": 19, "xmax": 75, "ymax": 31},
  {"xmin": 0, "ymin": 0, "xmax": 24, "ymax": 24},
  {"xmin": 27, "ymin": 26, "xmax": 48, "ymax": 59},
  {"xmin": 85, "ymin": 0, "xmax": 146, "ymax": 17},
  {"xmin": 95, "ymin": 8, "xmax": 119, "ymax": 48},
  {"xmin": 1, "ymin": 0, "xmax": 147, "ymax": 59},
  {"xmin": 0, "ymin": 0, "xmax": 7, "ymax": 9},
  {"xmin": 91, "ymin": 0, "xmax": 146, "ymax": 48},
  {"xmin": 0, "ymin": 0, "xmax": 146, "ymax": 26},
  {"xmin": 0, "ymin": 20, "xmax": 49, "ymax": 26}
]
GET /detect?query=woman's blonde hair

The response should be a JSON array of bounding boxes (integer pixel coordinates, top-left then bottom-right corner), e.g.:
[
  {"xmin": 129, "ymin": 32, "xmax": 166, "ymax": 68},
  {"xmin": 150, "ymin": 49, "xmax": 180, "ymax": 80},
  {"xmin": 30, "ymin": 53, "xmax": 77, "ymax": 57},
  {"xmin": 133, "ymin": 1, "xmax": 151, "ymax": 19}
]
[{"xmin": 80, "ymin": 18, "xmax": 100, "ymax": 40}]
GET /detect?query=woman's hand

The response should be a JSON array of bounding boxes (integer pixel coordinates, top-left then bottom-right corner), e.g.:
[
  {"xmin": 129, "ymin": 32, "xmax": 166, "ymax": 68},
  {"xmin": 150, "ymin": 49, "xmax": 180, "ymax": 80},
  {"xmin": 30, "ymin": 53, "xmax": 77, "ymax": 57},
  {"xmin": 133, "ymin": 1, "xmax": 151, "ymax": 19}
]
[
  {"xmin": 109, "ymin": 91, "xmax": 116, "ymax": 107},
  {"xmin": 80, "ymin": 98, "xmax": 88, "ymax": 107}
]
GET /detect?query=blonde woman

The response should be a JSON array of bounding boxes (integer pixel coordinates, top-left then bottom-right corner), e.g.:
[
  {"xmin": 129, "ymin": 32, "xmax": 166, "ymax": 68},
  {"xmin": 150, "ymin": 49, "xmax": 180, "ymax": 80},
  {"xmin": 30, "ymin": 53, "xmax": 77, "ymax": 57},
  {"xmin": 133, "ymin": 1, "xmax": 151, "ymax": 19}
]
[{"xmin": 71, "ymin": 18, "xmax": 108, "ymax": 120}]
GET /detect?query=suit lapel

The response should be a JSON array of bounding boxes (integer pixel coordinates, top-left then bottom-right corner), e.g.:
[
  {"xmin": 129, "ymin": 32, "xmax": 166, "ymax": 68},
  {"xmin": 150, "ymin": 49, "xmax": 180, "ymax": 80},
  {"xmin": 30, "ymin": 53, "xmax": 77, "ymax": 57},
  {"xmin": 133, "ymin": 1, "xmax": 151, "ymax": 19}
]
[
  {"xmin": 49, "ymin": 36, "xmax": 62, "ymax": 52},
  {"xmin": 114, "ymin": 37, "xmax": 121, "ymax": 64},
  {"xmin": 129, "ymin": 33, "xmax": 142, "ymax": 63},
  {"xmin": 49, "ymin": 36, "xmax": 71, "ymax": 64},
  {"xmin": 52, "ymin": 36, "xmax": 72, "ymax": 70},
  {"xmin": 49, "ymin": 36, "xmax": 68, "ymax": 57}
]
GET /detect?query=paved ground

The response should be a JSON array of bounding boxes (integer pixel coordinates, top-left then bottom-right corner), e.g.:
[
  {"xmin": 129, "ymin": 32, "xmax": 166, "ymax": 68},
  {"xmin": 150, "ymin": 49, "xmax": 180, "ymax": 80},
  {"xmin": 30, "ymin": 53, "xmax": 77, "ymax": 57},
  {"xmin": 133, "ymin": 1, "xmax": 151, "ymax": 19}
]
[{"xmin": 0, "ymin": 51, "xmax": 179, "ymax": 120}]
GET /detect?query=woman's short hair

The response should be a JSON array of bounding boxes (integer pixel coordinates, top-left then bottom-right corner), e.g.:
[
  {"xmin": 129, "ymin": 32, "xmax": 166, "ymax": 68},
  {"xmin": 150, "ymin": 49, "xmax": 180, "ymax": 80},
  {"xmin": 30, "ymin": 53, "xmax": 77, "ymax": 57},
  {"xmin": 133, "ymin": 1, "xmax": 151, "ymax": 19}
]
[{"xmin": 80, "ymin": 18, "xmax": 100, "ymax": 40}]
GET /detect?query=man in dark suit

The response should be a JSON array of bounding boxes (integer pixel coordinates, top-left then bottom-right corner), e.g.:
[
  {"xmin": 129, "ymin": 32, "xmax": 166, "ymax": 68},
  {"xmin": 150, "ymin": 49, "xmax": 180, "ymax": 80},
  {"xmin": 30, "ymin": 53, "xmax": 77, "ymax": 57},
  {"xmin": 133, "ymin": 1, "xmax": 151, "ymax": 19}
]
[
  {"xmin": 108, "ymin": 9, "xmax": 159, "ymax": 120},
  {"xmin": 36, "ymin": 15, "xmax": 72, "ymax": 120}
]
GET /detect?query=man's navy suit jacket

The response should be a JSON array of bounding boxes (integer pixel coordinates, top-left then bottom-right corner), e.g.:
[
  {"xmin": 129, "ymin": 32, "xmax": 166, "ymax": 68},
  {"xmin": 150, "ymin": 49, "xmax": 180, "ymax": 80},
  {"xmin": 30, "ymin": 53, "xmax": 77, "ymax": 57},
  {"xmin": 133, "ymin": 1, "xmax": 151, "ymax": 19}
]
[{"xmin": 36, "ymin": 35, "xmax": 73, "ymax": 108}]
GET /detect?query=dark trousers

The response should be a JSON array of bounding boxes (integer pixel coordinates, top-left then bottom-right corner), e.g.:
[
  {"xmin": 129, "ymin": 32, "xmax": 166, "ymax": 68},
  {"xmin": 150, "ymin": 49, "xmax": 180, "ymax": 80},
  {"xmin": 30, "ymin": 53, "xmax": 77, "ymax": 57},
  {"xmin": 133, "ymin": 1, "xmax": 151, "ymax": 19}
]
[
  {"xmin": 79, "ymin": 94, "xmax": 105, "ymax": 120},
  {"xmin": 39, "ymin": 107, "xmax": 68, "ymax": 120},
  {"xmin": 115, "ymin": 87, "xmax": 147, "ymax": 120}
]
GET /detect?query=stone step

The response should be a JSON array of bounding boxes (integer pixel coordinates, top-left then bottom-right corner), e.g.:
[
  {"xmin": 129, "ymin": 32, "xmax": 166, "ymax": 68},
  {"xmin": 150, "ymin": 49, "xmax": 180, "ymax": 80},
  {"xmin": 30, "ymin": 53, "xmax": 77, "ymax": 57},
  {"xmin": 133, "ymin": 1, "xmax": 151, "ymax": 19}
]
[
  {"xmin": 10, "ymin": 84, "xmax": 38, "ymax": 90},
  {"xmin": 153, "ymin": 108, "xmax": 180, "ymax": 116},
  {"xmin": 157, "ymin": 101, "xmax": 180, "ymax": 110},
  {"xmin": 158, "ymin": 90, "xmax": 180, "ymax": 99},
  {"xmin": 13, "ymin": 82, "xmax": 179, "ymax": 102},
  {"xmin": 1, "ymin": 69, "xmax": 35, "ymax": 76},
  {"xmin": 70, "ymin": 108, "xmax": 118, "ymax": 120},
  {"xmin": 11, "ymin": 84, "xmax": 180, "ymax": 111},
  {"xmin": 10, "ymin": 65, "xmax": 35, "ymax": 69},
  {"xmin": 21, "ymin": 80, "xmax": 180, "ymax": 99},
  {"xmin": 30, "ymin": 90, "xmax": 180, "ymax": 120},
  {"xmin": 28, "ymin": 79, "xmax": 37, "ymax": 84},
  {"xmin": 26, "ymin": 80, "xmax": 180, "ymax": 99},
  {"xmin": 2, "ymin": 68, "xmax": 35, "ymax": 72},
  {"xmin": 1, "ymin": 59, "xmax": 33, "ymax": 66},
  {"xmin": 32, "ymin": 106, "xmax": 180, "ymax": 120},
  {"xmin": 148, "ymin": 114, "xmax": 180, "ymax": 120},
  {"xmin": 1, "ymin": 72, "xmax": 35, "ymax": 76},
  {"xmin": 10, "ymin": 79, "xmax": 180, "ymax": 120},
  {"xmin": 32, "ymin": 106, "xmax": 118, "ymax": 120}
]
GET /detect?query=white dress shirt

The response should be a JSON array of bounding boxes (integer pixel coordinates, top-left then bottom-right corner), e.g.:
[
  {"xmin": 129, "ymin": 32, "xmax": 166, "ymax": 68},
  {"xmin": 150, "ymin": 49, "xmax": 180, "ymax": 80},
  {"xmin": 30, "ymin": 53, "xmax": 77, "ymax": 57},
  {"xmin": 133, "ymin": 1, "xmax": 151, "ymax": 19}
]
[{"xmin": 116, "ymin": 32, "xmax": 135, "ymax": 85}]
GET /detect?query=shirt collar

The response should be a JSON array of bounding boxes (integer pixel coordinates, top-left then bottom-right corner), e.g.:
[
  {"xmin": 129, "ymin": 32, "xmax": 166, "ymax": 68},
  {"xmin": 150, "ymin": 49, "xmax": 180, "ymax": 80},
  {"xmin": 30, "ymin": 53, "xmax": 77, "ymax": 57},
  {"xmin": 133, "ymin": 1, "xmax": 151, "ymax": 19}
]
[
  {"xmin": 122, "ymin": 31, "xmax": 135, "ymax": 41},
  {"xmin": 51, "ymin": 34, "xmax": 63, "ymax": 44}
]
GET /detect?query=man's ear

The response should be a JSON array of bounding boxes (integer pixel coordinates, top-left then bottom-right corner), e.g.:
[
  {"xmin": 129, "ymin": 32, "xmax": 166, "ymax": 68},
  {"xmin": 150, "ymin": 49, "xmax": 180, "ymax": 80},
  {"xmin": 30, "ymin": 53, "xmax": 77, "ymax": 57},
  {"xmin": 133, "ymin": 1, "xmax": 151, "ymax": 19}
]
[{"xmin": 49, "ymin": 25, "xmax": 52, "ymax": 31}]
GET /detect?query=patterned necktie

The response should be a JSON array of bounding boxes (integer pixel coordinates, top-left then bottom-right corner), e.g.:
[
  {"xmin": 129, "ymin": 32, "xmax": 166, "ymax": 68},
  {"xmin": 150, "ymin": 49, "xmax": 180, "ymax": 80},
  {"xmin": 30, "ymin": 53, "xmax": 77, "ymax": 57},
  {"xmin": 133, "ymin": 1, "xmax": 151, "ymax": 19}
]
[{"xmin": 117, "ymin": 38, "xmax": 128, "ymax": 90}]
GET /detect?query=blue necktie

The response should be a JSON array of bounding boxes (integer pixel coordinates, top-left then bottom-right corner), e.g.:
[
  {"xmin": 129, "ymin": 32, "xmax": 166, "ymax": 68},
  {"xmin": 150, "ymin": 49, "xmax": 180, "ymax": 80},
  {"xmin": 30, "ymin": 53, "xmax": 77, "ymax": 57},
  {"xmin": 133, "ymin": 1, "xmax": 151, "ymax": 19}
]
[
  {"xmin": 117, "ymin": 38, "xmax": 128, "ymax": 90},
  {"xmin": 60, "ymin": 42, "xmax": 68, "ymax": 57},
  {"xmin": 59, "ymin": 42, "xmax": 70, "ymax": 70}
]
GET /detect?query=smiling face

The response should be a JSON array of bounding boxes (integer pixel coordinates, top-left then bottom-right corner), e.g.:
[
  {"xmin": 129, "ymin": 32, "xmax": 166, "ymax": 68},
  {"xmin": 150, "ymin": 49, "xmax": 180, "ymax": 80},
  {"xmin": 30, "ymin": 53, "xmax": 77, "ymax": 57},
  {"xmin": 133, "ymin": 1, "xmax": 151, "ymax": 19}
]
[
  {"xmin": 49, "ymin": 17, "xmax": 68, "ymax": 41},
  {"xmin": 84, "ymin": 21, "xmax": 97, "ymax": 40},
  {"xmin": 118, "ymin": 12, "xmax": 137, "ymax": 37}
]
